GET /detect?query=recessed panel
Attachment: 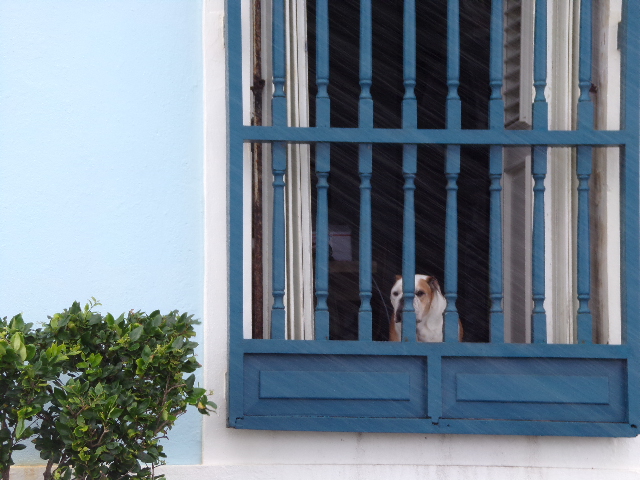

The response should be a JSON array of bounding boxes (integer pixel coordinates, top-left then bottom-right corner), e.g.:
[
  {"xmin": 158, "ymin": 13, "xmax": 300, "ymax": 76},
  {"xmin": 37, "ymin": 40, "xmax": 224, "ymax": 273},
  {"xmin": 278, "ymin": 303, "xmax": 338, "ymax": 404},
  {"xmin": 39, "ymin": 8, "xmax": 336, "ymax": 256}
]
[
  {"xmin": 244, "ymin": 354, "xmax": 427, "ymax": 418},
  {"xmin": 442, "ymin": 357, "xmax": 627, "ymax": 422}
]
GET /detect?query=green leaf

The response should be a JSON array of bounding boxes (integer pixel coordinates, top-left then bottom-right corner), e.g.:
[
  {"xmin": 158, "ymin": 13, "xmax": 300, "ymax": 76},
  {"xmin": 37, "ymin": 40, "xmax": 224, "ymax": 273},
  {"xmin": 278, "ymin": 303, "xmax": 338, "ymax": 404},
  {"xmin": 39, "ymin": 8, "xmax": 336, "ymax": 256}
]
[
  {"xmin": 15, "ymin": 417, "xmax": 26, "ymax": 439},
  {"xmin": 129, "ymin": 326, "xmax": 144, "ymax": 342},
  {"xmin": 109, "ymin": 408, "xmax": 124, "ymax": 419},
  {"xmin": 94, "ymin": 383, "xmax": 104, "ymax": 396},
  {"xmin": 141, "ymin": 345, "xmax": 152, "ymax": 363},
  {"xmin": 170, "ymin": 337, "xmax": 184, "ymax": 351},
  {"xmin": 11, "ymin": 443, "xmax": 27, "ymax": 451},
  {"xmin": 10, "ymin": 314, "xmax": 25, "ymax": 331}
]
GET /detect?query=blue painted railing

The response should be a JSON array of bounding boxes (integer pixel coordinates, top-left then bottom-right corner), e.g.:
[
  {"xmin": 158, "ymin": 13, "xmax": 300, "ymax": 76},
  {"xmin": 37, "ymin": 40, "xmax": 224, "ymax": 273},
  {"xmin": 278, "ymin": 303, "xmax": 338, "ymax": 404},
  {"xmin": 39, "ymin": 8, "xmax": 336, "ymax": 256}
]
[
  {"xmin": 402, "ymin": 0, "xmax": 417, "ymax": 343},
  {"xmin": 444, "ymin": 0, "xmax": 461, "ymax": 344},
  {"xmin": 226, "ymin": 0, "xmax": 640, "ymax": 437},
  {"xmin": 314, "ymin": 0, "xmax": 330, "ymax": 341},
  {"xmin": 531, "ymin": 0, "xmax": 548, "ymax": 344},
  {"xmin": 358, "ymin": 0, "xmax": 374, "ymax": 342}
]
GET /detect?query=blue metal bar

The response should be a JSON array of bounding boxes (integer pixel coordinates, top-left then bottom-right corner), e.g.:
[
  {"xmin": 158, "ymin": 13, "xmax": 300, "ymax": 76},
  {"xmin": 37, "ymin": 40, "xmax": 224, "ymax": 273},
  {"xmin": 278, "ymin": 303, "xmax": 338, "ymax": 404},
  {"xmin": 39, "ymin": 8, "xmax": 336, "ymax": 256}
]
[
  {"xmin": 316, "ymin": 0, "xmax": 330, "ymax": 128},
  {"xmin": 242, "ymin": 336, "xmax": 631, "ymax": 358},
  {"xmin": 531, "ymin": 0, "xmax": 548, "ymax": 344},
  {"xmin": 489, "ymin": 0, "xmax": 505, "ymax": 130},
  {"xmin": 359, "ymin": 144, "xmax": 373, "ymax": 341},
  {"xmin": 225, "ymin": 0, "xmax": 245, "ymax": 428},
  {"xmin": 576, "ymin": 0, "xmax": 594, "ymax": 344},
  {"xmin": 622, "ymin": 0, "xmax": 640, "ymax": 428},
  {"xmin": 489, "ymin": 0, "xmax": 505, "ymax": 342},
  {"xmin": 445, "ymin": 146, "xmax": 460, "ymax": 343},
  {"xmin": 315, "ymin": 143, "xmax": 330, "ymax": 341},
  {"xmin": 272, "ymin": 0, "xmax": 287, "ymax": 127},
  {"xmin": 271, "ymin": 142, "xmax": 287, "ymax": 339},
  {"xmin": 622, "ymin": 0, "xmax": 640, "ymax": 345},
  {"xmin": 428, "ymin": 355, "xmax": 443, "ymax": 423},
  {"xmin": 403, "ymin": 0, "xmax": 417, "ymax": 129},
  {"xmin": 533, "ymin": 0, "xmax": 548, "ymax": 130},
  {"xmin": 446, "ymin": 0, "xmax": 461, "ymax": 129},
  {"xmin": 401, "ymin": 0, "xmax": 417, "ymax": 342},
  {"xmin": 402, "ymin": 145, "xmax": 417, "ymax": 343},
  {"xmin": 314, "ymin": 0, "xmax": 331, "ymax": 341},
  {"xmin": 578, "ymin": 0, "xmax": 594, "ymax": 130},
  {"xmin": 531, "ymin": 146, "xmax": 547, "ymax": 343},
  {"xmin": 576, "ymin": 146, "xmax": 592, "ymax": 344},
  {"xmin": 444, "ymin": 0, "xmax": 461, "ymax": 343},
  {"xmin": 489, "ymin": 146, "xmax": 504, "ymax": 343},
  {"xmin": 358, "ymin": 0, "xmax": 373, "ymax": 341},
  {"xmin": 241, "ymin": 125, "xmax": 628, "ymax": 145},
  {"xmin": 269, "ymin": 0, "xmax": 288, "ymax": 339}
]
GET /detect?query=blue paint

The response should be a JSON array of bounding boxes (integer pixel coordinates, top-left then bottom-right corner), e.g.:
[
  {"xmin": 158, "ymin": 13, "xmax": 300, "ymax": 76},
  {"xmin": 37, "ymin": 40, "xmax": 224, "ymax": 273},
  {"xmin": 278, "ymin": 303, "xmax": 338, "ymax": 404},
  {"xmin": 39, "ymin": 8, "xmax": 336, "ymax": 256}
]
[
  {"xmin": 242, "ymin": 125, "xmax": 627, "ymax": 145},
  {"xmin": 227, "ymin": 0, "xmax": 640, "ymax": 437},
  {"xmin": 444, "ymin": 146, "xmax": 460, "ymax": 343},
  {"xmin": 314, "ymin": 0, "xmax": 331, "ymax": 340},
  {"xmin": 270, "ymin": 142, "xmax": 287, "ymax": 340},
  {"xmin": 0, "ymin": 0, "xmax": 204, "ymax": 464},
  {"xmin": 577, "ymin": 146, "xmax": 593, "ymax": 344},
  {"xmin": 533, "ymin": 0, "xmax": 549, "ymax": 129},
  {"xmin": 532, "ymin": 147, "xmax": 547, "ymax": 343},
  {"xmin": 259, "ymin": 371, "xmax": 412, "ymax": 400},
  {"xmin": 401, "ymin": 0, "xmax": 417, "ymax": 343},
  {"xmin": 358, "ymin": 0, "xmax": 373, "ymax": 341}
]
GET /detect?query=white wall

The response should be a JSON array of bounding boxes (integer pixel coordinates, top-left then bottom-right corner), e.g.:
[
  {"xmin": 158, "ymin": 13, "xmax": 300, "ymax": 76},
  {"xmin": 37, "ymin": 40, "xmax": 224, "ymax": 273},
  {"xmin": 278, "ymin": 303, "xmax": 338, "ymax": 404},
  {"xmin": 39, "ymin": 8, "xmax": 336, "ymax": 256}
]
[{"xmin": 200, "ymin": 1, "xmax": 640, "ymax": 479}]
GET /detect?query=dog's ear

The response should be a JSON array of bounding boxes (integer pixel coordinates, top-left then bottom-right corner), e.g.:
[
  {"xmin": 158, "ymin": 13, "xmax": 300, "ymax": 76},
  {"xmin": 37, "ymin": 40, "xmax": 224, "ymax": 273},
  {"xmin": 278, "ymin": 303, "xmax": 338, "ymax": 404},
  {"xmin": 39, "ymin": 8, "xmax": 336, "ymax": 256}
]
[
  {"xmin": 428, "ymin": 276, "xmax": 442, "ymax": 293},
  {"xmin": 395, "ymin": 274, "xmax": 402, "ymax": 281}
]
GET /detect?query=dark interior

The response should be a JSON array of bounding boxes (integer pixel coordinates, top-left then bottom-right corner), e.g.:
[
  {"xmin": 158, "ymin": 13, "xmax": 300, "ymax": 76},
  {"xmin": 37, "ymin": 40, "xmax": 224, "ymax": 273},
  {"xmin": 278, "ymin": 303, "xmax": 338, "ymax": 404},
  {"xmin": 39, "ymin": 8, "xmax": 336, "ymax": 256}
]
[{"xmin": 307, "ymin": 0, "xmax": 492, "ymax": 342}]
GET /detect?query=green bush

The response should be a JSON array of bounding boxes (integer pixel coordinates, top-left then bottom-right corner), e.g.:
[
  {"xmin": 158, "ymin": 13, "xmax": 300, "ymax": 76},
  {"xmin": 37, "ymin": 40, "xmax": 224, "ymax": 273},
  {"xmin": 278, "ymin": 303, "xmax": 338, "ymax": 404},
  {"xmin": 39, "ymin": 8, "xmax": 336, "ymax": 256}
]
[{"xmin": 0, "ymin": 301, "xmax": 215, "ymax": 480}]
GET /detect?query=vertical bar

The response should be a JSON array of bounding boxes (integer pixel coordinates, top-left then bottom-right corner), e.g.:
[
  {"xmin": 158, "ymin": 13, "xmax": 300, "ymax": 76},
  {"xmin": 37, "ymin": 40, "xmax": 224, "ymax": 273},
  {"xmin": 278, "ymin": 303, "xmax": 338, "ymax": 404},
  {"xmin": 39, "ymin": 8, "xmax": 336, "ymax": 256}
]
[
  {"xmin": 272, "ymin": 0, "xmax": 287, "ymax": 126},
  {"xmin": 314, "ymin": 0, "xmax": 331, "ymax": 341},
  {"xmin": 489, "ymin": 148, "xmax": 504, "ymax": 343},
  {"xmin": 576, "ymin": 146, "xmax": 593, "ymax": 344},
  {"xmin": 446, "ymin": 0, "xmax": 462, "ymax": 129},
  {"xmin": 531, "ymin": 0, "xmax": 548, "ymax": 343},
  {"xmin": 489, "ymin": 0, "xmax": 505, "ymax": 343},
  {"xmin": 358, "ymin": 0, "xmax": 373, "ymax": 341},
  {"xmin": 578, "ymin": 0, "xmax": 594, "ymax": 130},
  {"xmin": 225, "ymin": 0, "xmax": 245, "ymax": 425},
  {"xmin": 531, "ymin": 147, "xmax": 547, "ymax": 343},
  {"xmin": 270, "ymin": 0, "xmax": 287, "ymax": 339},
  {"xmin": 444, "ymin": 0, "xmax": 461, "ymax": 342},
  {"xmin": 427, "ymin": 355, "xmax": 443, "ymax": 423},
  {"xmin": 533, "ymin": 0, "xmax": 548, "ymax": 130},
  {"xmin": 621, "ymin": 0, "xmax": 640, "ymax": 427},
  {"xmin": 271, "ymin": 142, "xmax": 287, "ymax": 340},
  {"xmin": 576, "ymin": 0, "xmax": 593, "ymax": 344},
  {"xmin": 622, "ymin": 0, "xmax": 640, "ymax": 349},
  {"xmin": 402, "ymin": 0, "xmax": 417, "ymax": 343}
]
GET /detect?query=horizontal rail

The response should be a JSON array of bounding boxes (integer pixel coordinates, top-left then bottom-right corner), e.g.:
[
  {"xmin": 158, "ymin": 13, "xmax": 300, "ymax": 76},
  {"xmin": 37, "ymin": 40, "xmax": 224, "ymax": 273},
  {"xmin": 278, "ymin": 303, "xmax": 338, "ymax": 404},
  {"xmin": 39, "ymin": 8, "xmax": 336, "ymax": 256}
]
[
  {"xmin": 240, "ymin": 126, "xmax": 628, "ymax": 145},
  {"xmin": 239, "ymin": 338, "xmax": 631, "ymax": 358}
]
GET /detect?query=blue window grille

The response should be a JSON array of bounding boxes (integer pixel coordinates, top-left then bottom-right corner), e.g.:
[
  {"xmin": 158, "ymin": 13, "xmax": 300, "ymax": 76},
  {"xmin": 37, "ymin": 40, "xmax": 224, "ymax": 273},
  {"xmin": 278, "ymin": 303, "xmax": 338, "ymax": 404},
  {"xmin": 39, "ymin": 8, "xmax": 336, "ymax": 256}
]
[{"xmin": 226, "ymin": 0, "xmax": 640, "ymax": 436}]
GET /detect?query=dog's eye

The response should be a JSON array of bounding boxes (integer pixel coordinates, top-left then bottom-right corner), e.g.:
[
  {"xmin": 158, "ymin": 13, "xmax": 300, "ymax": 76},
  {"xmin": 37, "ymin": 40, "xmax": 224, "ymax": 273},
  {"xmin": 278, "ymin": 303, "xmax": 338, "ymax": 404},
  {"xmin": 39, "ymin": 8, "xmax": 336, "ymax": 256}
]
[
  {"xmin": 392, "ymin": 291, "xmax": 400, "ymax": 297},
  {"xmin": 415, "ymin": 290, "xmax": 425, "ymax": 297}
]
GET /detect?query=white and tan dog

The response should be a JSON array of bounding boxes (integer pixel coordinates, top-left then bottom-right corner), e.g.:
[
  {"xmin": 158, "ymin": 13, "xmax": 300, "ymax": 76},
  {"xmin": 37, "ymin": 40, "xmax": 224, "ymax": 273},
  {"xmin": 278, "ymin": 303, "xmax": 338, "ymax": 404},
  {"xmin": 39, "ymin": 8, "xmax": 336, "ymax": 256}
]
[{"xmin": 390, "ymin": 274, "xmax": 461, "ymax": 342}]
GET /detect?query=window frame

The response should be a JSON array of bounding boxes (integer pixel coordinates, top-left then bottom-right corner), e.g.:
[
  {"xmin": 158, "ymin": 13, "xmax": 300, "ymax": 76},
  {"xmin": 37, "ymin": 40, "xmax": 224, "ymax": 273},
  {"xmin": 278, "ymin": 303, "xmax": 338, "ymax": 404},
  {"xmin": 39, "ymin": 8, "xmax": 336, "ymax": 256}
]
[{"xmin": 225, "ymin": 0, "xmax": 640, "ymax": 436}]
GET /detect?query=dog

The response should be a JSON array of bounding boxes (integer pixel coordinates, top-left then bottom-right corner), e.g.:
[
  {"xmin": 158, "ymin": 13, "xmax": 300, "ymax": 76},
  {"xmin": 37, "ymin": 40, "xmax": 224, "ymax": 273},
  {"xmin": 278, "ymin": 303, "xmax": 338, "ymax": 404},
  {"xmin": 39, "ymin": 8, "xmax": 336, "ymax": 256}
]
[{"xmin": 389, "ymin": 274, "xmax": 462, "ymax": 342}]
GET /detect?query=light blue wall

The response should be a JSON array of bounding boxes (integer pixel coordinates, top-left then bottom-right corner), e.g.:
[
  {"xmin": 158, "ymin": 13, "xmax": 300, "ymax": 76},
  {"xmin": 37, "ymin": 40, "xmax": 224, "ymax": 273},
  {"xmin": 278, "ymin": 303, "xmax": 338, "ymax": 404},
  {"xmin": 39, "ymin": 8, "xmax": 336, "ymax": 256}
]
[{"xmin": 0, "ymin": 0, "xmax": 204, "ymax": 465}]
